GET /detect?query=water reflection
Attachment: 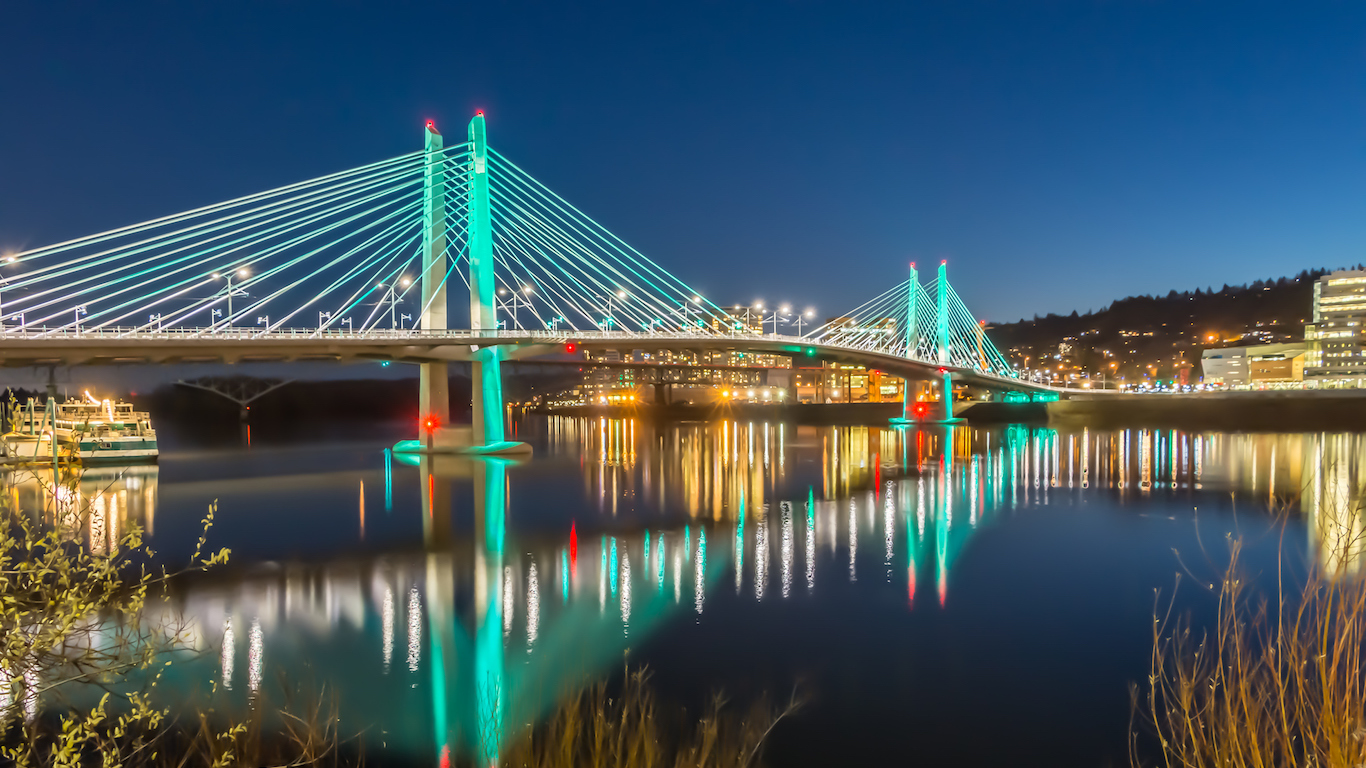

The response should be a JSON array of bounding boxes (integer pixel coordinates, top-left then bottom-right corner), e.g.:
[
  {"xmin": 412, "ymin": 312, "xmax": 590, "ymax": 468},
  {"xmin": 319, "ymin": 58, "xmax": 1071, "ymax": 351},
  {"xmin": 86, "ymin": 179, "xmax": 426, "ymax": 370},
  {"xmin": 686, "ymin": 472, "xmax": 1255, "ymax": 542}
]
[{"xmin": 8, "ymin": 422, "xmax": 1366, "ymax": 763}]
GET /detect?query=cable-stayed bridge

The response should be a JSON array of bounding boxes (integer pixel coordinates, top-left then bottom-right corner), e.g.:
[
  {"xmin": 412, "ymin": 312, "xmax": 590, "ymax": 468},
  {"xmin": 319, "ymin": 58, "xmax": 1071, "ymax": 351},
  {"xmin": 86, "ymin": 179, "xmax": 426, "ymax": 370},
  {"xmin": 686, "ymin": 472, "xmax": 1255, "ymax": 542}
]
[{"xmin": 0, "ymin": 113, "xmax": 1069, "ymax": 451}]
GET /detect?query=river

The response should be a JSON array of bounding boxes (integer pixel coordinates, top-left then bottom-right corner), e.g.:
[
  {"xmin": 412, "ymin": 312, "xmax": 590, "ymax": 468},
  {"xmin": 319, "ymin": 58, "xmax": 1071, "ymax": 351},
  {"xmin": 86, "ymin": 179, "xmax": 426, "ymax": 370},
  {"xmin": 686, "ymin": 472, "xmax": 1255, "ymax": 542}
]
[{"xmin": 8, "ymin": 416, "xmax": 1364, "ymax": 766}]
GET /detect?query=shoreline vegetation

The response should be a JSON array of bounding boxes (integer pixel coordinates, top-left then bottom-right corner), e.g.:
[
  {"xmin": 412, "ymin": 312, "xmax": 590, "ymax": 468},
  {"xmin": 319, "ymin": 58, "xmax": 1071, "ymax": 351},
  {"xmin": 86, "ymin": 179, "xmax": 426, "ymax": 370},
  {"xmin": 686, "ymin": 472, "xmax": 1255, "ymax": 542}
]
[{"xmin": 1132, "ymin": 497, "xmax": 1366, "ymax": 768}]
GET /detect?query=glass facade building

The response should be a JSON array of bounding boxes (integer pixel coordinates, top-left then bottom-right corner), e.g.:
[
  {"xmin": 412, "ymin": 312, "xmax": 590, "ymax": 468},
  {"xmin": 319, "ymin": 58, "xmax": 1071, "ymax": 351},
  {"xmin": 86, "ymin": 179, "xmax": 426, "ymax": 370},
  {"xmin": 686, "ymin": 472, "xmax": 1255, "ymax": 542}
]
[{"xmin": 1305, "ymin": 269, "xmax": 1366, "ymax": 385}]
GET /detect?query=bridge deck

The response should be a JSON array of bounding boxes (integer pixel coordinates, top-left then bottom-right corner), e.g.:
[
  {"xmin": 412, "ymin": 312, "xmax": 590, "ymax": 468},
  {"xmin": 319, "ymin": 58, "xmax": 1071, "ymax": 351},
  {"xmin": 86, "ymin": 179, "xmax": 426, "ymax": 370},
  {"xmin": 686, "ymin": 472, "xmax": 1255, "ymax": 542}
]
[{"xmin": 0, "ymin": 328, "xmax": 1085, "ymax": 394}]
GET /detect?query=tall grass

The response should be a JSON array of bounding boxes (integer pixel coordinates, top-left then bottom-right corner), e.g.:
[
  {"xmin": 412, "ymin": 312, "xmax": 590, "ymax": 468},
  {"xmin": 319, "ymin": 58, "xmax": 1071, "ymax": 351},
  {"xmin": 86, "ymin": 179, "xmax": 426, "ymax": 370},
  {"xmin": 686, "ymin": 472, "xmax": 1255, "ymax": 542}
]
[
  {"xmin": 1133, "ymin": 516, "xmax": 1366, "ymax": 767},
  {"xmin": 496, "ymin": 668, "xmax": 798, "ymax": 768}
]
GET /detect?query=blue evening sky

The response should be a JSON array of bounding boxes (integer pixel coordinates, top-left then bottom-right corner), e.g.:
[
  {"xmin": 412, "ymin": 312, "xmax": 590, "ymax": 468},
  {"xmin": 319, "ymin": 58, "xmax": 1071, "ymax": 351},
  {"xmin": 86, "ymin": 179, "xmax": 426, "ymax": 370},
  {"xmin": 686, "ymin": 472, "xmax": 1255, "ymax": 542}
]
[{"xmin": 2, "ymin": 1, "xmax": 1364, "ymax": 324}]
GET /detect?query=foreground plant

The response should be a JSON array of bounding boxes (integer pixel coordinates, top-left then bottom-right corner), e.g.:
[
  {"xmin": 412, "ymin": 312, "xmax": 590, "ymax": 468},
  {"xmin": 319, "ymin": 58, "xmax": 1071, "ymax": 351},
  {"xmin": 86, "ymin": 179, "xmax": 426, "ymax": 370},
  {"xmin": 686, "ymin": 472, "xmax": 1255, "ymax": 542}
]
[
  {"xmin": 0, "ymin": 465, "xmax": 232, "ymax": 765},
  {"xmin": 1132, "ymin": 533, "xmax": 1366, "ymax": 768},
  {"xmin": 496, "ymin": 667, "xmax": 799, "ymax": 768}
]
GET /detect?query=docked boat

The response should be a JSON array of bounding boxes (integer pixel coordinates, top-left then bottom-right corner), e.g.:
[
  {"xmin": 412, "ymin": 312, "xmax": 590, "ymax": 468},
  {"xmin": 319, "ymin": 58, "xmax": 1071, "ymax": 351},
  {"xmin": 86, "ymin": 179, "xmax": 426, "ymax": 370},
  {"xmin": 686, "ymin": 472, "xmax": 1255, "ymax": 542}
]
[{"xmin": 3, "ymin": 393, "xmax": 158, "ymax": 464}]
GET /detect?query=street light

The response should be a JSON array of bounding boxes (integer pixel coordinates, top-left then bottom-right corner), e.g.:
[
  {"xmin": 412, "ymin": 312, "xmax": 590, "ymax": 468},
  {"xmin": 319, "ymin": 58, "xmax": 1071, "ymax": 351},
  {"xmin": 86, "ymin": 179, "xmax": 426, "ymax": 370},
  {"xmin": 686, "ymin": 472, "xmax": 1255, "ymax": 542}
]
[
  {"xmin": 400, "ymin": 313, "xmax": 412, "ymax": 330},
  {"xmin": 497, "ymin": 285, "xmax": 533, "ymax": 329},
  {"xmin": 149, "ymin": 313, "xmax": 163, "ymax": 330},
  {"xmin": 213, "ymin": 267, "xmax": 250, "ymax": 326},
  {"xmin": 379, "ymin": 277, "xmax": 410, "ymax": 329},
  {"xmin": 319, "ymin": 311, "xmax": 332, "ymax": 328},
  {"xmin": 603, "ymin": 290, "xmax": 627, "ymax": 330},
  {"xmin": 74, "ymin": 305, "xmax": 88, "ymax": 334},
  {"xmin": 761, "ymin": 308, "xmax": 787, "ymax": 335},
  {"xmin": 790, "ymin": 308, "xmax": 815, "ymax": 336}
]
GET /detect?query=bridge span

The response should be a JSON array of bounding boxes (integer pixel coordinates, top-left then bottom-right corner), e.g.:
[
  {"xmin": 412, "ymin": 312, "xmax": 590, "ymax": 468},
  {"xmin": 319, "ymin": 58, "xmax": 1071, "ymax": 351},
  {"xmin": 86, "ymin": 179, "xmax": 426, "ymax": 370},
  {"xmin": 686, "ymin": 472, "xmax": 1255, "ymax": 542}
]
[{"xmin": 0, "ymin": 327, "xmax": 1078, "ymax": 396}]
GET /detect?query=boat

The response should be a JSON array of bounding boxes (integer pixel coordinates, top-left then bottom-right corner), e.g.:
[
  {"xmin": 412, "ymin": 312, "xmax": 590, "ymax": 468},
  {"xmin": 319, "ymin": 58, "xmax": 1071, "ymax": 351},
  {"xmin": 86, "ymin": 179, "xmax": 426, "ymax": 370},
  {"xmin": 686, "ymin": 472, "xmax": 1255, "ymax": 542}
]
[{"xmin": 3, "ymin": 392, "xmax": 159, "ymax": 464}]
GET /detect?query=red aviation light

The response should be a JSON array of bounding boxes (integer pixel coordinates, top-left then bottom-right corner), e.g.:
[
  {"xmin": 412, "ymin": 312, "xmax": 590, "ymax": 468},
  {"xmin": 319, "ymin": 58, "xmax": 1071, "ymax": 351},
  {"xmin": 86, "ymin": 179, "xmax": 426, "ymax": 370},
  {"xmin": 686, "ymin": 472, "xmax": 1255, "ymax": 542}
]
[
  {"xmin": 913, "ymin": 401, "xmax": 929, "ymax": 418},
  {"xmin": 421, "ymin": 414, "xmax": 442, "ymax": 434},
  {"xmin": 565, "ymin": 341, "xmax": 578, "ymax": 354}
]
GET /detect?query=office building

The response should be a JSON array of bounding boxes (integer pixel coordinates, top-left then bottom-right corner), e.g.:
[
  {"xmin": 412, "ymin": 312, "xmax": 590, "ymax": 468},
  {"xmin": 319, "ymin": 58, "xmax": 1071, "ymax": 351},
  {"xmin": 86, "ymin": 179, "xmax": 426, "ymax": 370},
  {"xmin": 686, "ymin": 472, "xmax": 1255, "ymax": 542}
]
[{"xmin": 1305, "ymin": 269, "xmax": 1366, "ymax": 385}]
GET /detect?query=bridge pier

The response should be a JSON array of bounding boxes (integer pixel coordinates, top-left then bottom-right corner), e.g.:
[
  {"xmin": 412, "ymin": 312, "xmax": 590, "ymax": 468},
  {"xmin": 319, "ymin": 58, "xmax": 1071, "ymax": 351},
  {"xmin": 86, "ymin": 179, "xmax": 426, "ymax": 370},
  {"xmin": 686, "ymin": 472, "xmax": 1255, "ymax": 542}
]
[{"xmin": 399, "ymin": 113, "xmax": 528, "ymax": 457}]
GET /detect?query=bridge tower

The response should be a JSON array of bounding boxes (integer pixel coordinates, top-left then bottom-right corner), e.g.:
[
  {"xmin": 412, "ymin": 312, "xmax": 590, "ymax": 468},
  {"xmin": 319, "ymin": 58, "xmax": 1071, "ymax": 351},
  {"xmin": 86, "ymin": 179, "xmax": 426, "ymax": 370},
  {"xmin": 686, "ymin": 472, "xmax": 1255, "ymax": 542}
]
[
  {"xmin": 934, "ymin": 261, "xmax": 964, "ymax": 424},
  {"xmin": 419, "ymin": 121, "xmax": 450, "ymax": 442},
  {"xmin": 411, "ymin": 114, "xmax": 527, "ymax": 455},
  {"xmin": 891, "ymin": 262, "xmax": 920, "ymax": 426},
  {"xmin": 466, "ymin": 112, "xmax": 513, "ymax": 450}
]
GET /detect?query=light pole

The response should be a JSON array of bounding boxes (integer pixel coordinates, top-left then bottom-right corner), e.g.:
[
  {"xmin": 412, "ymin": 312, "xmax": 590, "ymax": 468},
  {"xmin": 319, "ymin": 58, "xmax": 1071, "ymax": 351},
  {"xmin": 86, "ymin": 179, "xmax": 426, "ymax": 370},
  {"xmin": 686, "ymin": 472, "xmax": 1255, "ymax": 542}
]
[
  {"xmin": 790, "ymin": 308, "xmax": 815, "ymax": 336},
  {"xmin": 379, "ymin": 277, "xmax": 410, "ymax": 329},
  {"xmin": 497, "ymin": 285, "xmax": 533, "ymax": 329},
  {"xmin": 400, "ymin": 313, "xmax": 412, "ymax": 330},
  {"xmin": 548, "ymin": 315, "xmax": 566, "ymax": 331},
  {"xmin": 342, "ymin": 317, "xmax": 354, "ymax": 332},
  {"xmin": 257, "ymin": 316, "xmax": 269, "ymax": 334},
  {"xmin": 603, "ymin": 289, "xmax": 626, "ymax": 331},
  {"xmin": 761, "ymin": 309, "xmax": 787, "ymax": 335},
  {"xmin": 74, "ymin": 305, "xmax": 88, "ymax": 334},
  {"xmin": 319, "ymin": 311, "xmax": 332, "ymax": 329},
  {"xmin": 149, "ymin": 313, "xmax": 163, "ymax": 330},
  {"xmin": 212, "ymin": 267, "xmax": 250, "ymax": 327}
]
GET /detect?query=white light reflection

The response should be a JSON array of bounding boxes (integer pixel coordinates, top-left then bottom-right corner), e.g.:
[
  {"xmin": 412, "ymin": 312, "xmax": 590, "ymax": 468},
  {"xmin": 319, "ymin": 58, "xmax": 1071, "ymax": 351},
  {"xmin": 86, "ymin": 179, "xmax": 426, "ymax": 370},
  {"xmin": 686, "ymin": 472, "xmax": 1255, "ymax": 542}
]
[
  {"xmin": 621, "ymin": 553, "xmax": 632, "ymax": 633},
  {"xmin": 970, "ymin": 457, "xmax": 980, "ymax": 526},
  {"xmin": 883, "ymin": 483, "xmax": 895, "ymax": 568},
  {"xmin": 406, "ymin": 586, "xmax": 421, "ymax": 672},
  {"xmin": 248, "ymin": 618, "xmax": 263, "ymax": 694},
  {"xmin": 780, "ymin": 501, "xmax": 793, "ymax": 599},
  {"xmin": 674, "ymin": 549, "xmax": 682, "ymax": 602},
  {"xmin": 503, "ymin": 565, "xmax": 514, "ymax": 637},
  {"xmin": 381, "ymin": 586, "xmax": 394, "ymax": 673},
  {"xmin": 527, "ymin": 563, "xmax": 540, "ymax": 649},
  {"xmin": 848, "ymin": 499, "xmax": 858, "ymax": 582},
  {"xmin": 754, "ymin": 513, "xmax": 769, "ymax": 601},
  {"xmin": 805, "ymin": 500, "xmax": 815, "ymax": 591},
  {"xmin": 694, "ymin": 530, "xmax": 706, "ymax": 615},
  {"xmin": 917, "ymin": 479, "xmax": 926, "ymax": 538},
  {"xmin": 221, "ymin": 617, "xmax": 235, "ymax": 690},
  {"xmin": 22, "ymin": 668, "xmax": 37, "ymax": 723}
]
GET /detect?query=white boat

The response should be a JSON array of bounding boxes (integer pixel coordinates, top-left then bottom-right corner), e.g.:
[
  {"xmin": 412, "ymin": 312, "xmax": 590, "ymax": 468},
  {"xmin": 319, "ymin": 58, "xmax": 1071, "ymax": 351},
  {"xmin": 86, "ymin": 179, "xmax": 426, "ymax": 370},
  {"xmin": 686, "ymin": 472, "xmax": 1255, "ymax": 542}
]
[{"xmin": 3, "ymin": 393, "xmax": 158, "ymax": 464}]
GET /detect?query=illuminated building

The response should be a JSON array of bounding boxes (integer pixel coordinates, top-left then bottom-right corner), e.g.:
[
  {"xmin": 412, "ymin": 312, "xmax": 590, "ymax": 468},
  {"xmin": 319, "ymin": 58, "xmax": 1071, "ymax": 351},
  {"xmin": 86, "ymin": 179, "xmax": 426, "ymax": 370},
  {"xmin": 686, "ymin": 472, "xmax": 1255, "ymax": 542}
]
[
  {"xmin": 1201, "ymin": 342, "xmax": 1306, "ymax": 386},
  {"xmin": 1305, "ymin": 269, "xmax": 1366, "ymax": 385}
]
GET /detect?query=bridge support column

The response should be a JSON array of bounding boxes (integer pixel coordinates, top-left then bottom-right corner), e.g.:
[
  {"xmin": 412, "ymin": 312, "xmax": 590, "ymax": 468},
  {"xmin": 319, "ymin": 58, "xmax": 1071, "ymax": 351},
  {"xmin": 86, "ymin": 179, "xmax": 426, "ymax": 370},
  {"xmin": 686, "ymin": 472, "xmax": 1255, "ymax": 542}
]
[
  {"xmin": 891, "ymin": 262, "xmax": 921, "ymax": 426},
  {"xmin": 419, "ymin": 120, "xmax": 452, "ymax": 439},
  {"xmin": 466, "ymin": 113, "xmax": 527, "ymax": 455},
  {"xmin": 930, "ymin": 261, "xmax": 964, "ymax": 425}
]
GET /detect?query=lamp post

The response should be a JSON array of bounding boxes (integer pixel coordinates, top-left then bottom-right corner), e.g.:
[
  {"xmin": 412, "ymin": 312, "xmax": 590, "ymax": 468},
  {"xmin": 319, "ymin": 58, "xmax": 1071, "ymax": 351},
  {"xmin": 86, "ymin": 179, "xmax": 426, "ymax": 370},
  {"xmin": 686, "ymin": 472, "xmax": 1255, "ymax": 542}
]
[
  {"xmin": 257, "ymin": 316, "xmax": 269, "ymax": 334},
  {"xmin": 400, "ymin": 313, "xmax": 412, "ymax": 330},
  {"xmin": 74, "ymin": 305, "xmax": 88, "ymax": 335},
  {"xmin": 149, "ymin": 313, "xmax": 162, "ymax": 330},
  {"xmin": 548, "ymin": 315, "xmax": 566, "ymax": 331},
  {"xmin": 342, "ymin": 317, "xmax": 354, "ymax": 332},
  {"xmin": 213, "ymin": 267, "xmax": 250, "ymax": 327},
  {"xmin": 603, "ymin": 290, "xmax": 626, "ymax": 331},
  {"xmin": 379, "ymin": 277, "xmax": 410, "ymax": 329},
  {"xmin": 497, "ymin": 285, "xmax": 533, "ymax": 329},
  {"xmin": 790, "ymin": 308, "xmax": 815, "ymax": 336},
  {"xmin": 761, "ymin": 309, "xmax": 787, "ymax": 335},
  {"xmin": 319, "ymin": 311, "xmax": 332, "ymax": 329}
]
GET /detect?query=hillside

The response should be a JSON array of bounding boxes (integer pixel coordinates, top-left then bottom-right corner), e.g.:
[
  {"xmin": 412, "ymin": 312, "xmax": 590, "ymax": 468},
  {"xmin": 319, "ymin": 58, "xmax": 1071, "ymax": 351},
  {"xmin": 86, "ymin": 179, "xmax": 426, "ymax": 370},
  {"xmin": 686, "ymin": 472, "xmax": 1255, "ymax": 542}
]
[{"xmin": 987, "ymin": 268, "xmax": 1340, "ymax": 384}]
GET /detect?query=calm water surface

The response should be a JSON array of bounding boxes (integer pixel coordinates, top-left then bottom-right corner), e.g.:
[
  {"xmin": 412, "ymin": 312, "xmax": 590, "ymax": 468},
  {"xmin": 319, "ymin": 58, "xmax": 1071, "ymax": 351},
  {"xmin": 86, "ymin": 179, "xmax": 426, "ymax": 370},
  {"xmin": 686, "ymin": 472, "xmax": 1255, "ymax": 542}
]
[{"xmin": 11, "ymin": 417, "xmax": 1366, "ymax": 766}]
